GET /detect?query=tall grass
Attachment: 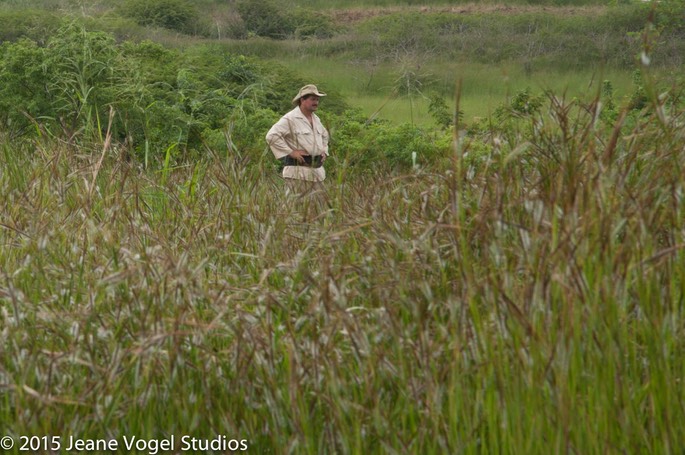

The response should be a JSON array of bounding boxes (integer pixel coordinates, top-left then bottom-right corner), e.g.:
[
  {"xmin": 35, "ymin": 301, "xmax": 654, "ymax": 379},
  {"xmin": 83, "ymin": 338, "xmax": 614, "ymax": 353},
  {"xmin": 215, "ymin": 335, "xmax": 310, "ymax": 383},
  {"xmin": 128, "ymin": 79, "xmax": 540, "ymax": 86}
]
[{"xmin": 1, "ymin": 70, "xmax": 684, "ymax": 453}]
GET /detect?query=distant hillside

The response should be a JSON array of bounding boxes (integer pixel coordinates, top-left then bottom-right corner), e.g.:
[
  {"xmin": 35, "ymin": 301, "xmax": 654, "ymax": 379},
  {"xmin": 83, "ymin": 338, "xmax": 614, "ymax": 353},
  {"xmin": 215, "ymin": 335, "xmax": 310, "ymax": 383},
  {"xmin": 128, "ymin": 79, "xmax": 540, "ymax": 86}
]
[{"xmin": 2, "ymin": 0, "xmax": 683, "ymax": 84}]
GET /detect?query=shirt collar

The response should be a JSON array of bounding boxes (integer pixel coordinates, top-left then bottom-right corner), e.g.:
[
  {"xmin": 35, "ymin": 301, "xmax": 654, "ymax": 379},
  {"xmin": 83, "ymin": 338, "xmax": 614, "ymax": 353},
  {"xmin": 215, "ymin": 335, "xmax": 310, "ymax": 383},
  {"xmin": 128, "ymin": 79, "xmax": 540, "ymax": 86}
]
[{"xmin": 291, "ymin": 107, "xmax": 315, "ymax": 121}]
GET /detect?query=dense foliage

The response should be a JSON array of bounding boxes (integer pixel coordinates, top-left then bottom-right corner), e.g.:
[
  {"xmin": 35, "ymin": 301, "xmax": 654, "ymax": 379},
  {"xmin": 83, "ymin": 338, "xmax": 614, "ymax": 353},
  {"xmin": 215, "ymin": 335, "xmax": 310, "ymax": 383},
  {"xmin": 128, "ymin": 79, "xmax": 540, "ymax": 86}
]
[
  {"xmin": 0, "ymin": 26, "xmax": 299, "ymax": 164},
  {"xmin": 0, "ymin": 25, "xmax": 457, "ymax": 170},
  {"xmin": 235, "ymin": 0, "xmax": 337, "ymax": 39},
  {"xmin": 119, "ymin": 0, "xmax": 204, "ymax": 35}
]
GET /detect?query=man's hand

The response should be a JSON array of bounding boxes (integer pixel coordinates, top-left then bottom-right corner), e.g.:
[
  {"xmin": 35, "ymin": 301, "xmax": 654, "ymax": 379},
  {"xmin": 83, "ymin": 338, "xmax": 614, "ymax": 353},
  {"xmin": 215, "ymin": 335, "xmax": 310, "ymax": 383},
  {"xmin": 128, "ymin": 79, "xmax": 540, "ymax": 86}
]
[{"xmin": 288, "ymin": 149, "xmax": 310, "ymax": 164}]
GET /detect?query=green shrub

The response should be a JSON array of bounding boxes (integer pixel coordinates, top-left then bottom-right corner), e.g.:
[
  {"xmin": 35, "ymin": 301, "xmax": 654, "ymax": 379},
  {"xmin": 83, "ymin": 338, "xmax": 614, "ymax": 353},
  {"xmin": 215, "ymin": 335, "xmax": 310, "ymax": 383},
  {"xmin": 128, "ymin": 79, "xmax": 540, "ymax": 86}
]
[
  {"xmin": 226, "ymin": 106, "xmax": 280, "ymax": 156},
  {"xmin": 325, "ymin": 108, "xmax": 373, "ymax": 167},
  {"xmin": 495, "ymin": 87, "xmax": 545, "ymax": 120},
  {"xmin": 44, "ymin": 26, "xmax": 121, "ymax": 131},
  {"xmin": 235, "ymin": 0, "xmax": 336, "ymax": 40},
  {"xmin": 428, "ymin": 94, "xmax": 456, "ymax": 130},
  {"xmin": 290, "ymin": 8, "xmax": 338, "ymax": 39},
  {"xmin": 373, "ymin": 122, "xmax": 446, "ymax": 168},
  {"xmin": 651, "ymin": 0, "xmax": 685, "ymax": 34},
  {"xmin": 119, "ymin": 0, "xmax": 204, "ymax": 35},
  {"xmin": 0, "ymin": 9, "xmax": 62, "ymax": 42},
  {"xmin": 599, "ymin": 79, "xmax": 619, "ymax": 124},
  {"xmin": 236, "ymin": 0, "xmax": 294, "ymax": 39},
  {"xmin": 0, "ymin": 38, "xmax": 51, "ymax": 132},
  {"xmin": 358, "ymin": 13, "xmax": 438, "ymax": 57},
  {"xmin": 0, "ymin": 24, "xmax": 123, "ymax": 136},
  {"xmin": 326, "ymin": 108, "xmax": 450, "ymax": 171}
]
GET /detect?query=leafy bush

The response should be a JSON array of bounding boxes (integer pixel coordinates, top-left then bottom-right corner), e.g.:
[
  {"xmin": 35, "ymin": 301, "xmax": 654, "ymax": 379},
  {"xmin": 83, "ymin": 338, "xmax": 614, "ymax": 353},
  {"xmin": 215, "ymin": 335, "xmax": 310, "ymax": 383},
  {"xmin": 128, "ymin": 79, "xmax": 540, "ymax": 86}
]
[
  {"xmin": 290, "ymin": 8, "xmax": 338, "ymax": 39},
  {"xmin": 235, "ymin": 0, "xmax": 336, "ymax": 40},
  {"xmin": 119, "ymin": 0, "xmax": 205, "ymax": 35},
  {"xmin": 357, "ymin": 13, "xmax": 438, "ymax": 58},
  {"xmin": 651, "ymin": 0, "xmax": 685, "ymax": 35},
  {"xmin": 428, "ymin": 94, "xmax": 455, "ymax": 130},
  {"xmin": 326, "ymin": 108, "xmax": 450, "ymax": 171},
  {"xmin": 0, "ymin": 39, "xmax": 48, "ymax": 132},
  {"xmin": 373, "ymin": 122, "xmax": 446, "ymax": 168},
  {"xmin": 235, "ymin": 0, "xmax": 293, "ymax": 39},
  {"xmin": 600, "ymin": 79, "xmax": 619, "ymax": 123},
  {"xmin": 0, "ymin": 25, "xmax": 122, "ymax": 137},
  {"xmin": 0, "ymin": 9, "xmax": 62, "ymax": 42},
  {"xmin": 325, "ymin": 108, "xmax": 373, "ymax": 167},
  {"xmin": 495, "ymin": 87, "xmax": 545, "ymax": 121}
]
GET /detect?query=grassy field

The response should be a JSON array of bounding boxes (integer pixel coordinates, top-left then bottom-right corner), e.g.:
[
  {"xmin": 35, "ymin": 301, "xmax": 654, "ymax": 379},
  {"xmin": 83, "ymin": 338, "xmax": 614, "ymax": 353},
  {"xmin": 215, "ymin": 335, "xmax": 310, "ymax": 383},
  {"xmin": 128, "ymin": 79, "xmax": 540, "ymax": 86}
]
[
  {"xmin": 273, "ymin": 57, "xmax": 637, "ymax": 124},
  {"xmin": 1, "ymin": 73, "xmax": 684, "ymax": 451}
]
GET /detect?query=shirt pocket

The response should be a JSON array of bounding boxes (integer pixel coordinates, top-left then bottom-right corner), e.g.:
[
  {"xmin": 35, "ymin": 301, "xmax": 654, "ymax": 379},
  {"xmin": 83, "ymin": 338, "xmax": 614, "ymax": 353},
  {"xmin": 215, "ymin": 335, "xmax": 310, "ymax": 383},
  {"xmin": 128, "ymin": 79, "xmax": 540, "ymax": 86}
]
[
  {"xmin": 293, "ymin": 129, "xmax": 313, "ymax": 148},
  {"xmin": 294, "ymin": 129, "xmax": 312, "ymax": 138},
  {"xmin": 315, "ymin": 127, "xmax": 327, "ymax": 149}
]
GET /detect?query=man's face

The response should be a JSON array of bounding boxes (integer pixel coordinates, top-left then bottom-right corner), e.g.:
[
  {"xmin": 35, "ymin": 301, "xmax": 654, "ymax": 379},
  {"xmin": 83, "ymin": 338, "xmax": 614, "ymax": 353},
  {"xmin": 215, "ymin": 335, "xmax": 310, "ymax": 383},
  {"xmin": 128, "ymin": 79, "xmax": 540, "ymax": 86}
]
[{"xmin": 300, "ymin": 95, "xmax": 320, "ymax": 113}]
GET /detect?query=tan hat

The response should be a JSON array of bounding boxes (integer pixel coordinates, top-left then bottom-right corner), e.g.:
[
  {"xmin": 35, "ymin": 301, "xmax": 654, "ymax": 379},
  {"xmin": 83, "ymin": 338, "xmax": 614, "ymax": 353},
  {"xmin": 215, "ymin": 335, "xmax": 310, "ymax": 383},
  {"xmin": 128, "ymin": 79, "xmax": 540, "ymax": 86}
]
[{"xmin": 292, "ymin": 84, "xmax": 326, "ymax": 105}]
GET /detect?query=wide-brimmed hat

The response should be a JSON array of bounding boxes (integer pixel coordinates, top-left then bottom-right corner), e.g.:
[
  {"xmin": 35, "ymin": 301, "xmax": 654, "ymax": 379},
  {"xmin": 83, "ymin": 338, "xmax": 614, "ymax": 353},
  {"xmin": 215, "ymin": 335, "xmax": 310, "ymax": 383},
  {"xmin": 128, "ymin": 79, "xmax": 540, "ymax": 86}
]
[{"xmin": 292, "ymin": 84, "xmax": 326, "ymax": 105}]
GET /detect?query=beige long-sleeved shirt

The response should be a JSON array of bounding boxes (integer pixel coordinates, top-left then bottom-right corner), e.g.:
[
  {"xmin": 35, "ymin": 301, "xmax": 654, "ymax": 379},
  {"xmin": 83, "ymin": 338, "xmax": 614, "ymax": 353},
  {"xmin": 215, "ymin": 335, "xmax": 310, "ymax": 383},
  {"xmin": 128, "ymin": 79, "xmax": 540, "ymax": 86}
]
[{"xmin": 266, "ymin": 107, "xmax": 329, "ymax": 182}]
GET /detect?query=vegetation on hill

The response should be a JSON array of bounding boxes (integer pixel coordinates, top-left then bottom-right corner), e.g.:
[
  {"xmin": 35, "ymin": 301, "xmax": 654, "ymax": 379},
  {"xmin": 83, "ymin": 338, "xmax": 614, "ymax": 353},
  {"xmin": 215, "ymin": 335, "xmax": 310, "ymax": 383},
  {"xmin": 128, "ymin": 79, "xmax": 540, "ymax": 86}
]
[{"xmin": 1, "ymin": 0, "xmax": 683, "ymax": 60}]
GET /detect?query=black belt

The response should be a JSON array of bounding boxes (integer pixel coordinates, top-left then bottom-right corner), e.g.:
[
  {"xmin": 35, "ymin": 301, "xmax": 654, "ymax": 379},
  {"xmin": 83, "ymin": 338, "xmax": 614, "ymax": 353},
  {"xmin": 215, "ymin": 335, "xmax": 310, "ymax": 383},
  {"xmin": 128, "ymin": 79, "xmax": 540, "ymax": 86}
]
[{"xmin": 281, "ymin": 155, "xmax": 323, "ymax": 168}]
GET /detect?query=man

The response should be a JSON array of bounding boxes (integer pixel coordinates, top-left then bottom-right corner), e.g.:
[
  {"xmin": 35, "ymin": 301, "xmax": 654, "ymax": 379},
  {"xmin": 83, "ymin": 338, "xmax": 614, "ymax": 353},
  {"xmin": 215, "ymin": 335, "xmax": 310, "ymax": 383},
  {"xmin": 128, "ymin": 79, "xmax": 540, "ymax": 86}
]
[{"xmin": 266, "ymin": 84, "xmax": 330, "ymax": 198}]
